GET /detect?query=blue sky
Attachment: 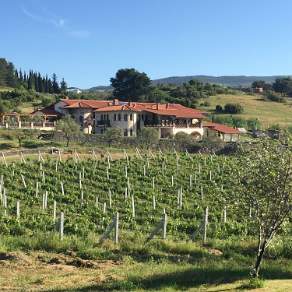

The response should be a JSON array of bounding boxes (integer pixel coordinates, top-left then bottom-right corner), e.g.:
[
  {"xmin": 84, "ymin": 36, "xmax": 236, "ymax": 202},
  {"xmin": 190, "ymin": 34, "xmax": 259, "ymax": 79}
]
[{"xmin": 1, "ymin": 0, "xmax": 292, "ymax": 88}]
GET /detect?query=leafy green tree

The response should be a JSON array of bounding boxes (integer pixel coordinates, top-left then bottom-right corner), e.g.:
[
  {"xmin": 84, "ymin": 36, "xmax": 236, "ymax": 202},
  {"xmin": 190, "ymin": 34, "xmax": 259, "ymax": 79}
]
[
  {"xmin": 240, "ymin": 140, "xmax": 292, "ymax": 278},
  {"xmin": 103, "ymin": 128, "xmax": 123, "ymax": 146},
  {"xmin": 251, "ymin": 80, "xmax": 266, "ymax": 89},
  {"xmin": 41, "ymin": 96, "xmax": 53, "ymax": 107},
  {"xmin": 174, "ymin": 132, "xmax": 195, "ymax": 150},
  {"xmin": 56, "ymin": 115, "xmax": 81, "ymax": 147},
  {"xmin": 146, "ymin": 87, "xmax": 171, "ymax": 102},
  {"xmin": 272, "ymin": 77, "xmax": 292, "ymax": 96},
  {"xmin": 224, "ymin": 103, "xmax": 244, "ymax": 114},
  {"xmin": 110, "ymin": 68, "xmax": 151, "ymax": 101},
  {"xmin": 138, "ymin": 128, "xmax": 159, "ymax": 147},
  {"xmin": 13, "ymin": 129, "xmax": 38, "ymax": 148},
  {"xmin": 0, "ymin": 101, "xmax": 8, "ymax": 113},
  {"xmin": 247, "ymin": 118, "xmax": 261, "ymax": 131},
  {"xmin": 264, "ymin": 90, "xmax": 286, "ymax": 103}
]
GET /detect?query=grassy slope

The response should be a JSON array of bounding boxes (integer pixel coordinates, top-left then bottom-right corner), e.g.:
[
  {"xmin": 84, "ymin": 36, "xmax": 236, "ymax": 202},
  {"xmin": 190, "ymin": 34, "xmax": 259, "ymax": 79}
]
[
  {"xmin": 0, "ymin": 86, "xmax": 14, "ymax": 92},
  {"xmin": 200, "ymin": 93, "xmax": 292, "ymax": 128},
  {"xmin": 0, "ymin": 237, "xmax": 291, "ymax": 291}
]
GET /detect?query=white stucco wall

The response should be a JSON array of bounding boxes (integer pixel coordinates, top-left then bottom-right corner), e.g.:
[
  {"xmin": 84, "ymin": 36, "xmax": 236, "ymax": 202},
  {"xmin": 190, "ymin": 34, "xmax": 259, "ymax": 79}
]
[
  {"xmin": 172, "ymin": 127, "xmax": 204, "ymax": 137},
  {"xmin": 95, "ymin": 111, "xmax": 138, "ymax": 136}
]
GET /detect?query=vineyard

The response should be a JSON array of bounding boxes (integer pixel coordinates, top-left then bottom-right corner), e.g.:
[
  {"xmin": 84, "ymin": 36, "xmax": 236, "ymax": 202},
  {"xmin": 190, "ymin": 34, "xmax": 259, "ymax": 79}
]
[{"xmin": 0, "ymin": 150, "xmax": 259, "ymax": 242}]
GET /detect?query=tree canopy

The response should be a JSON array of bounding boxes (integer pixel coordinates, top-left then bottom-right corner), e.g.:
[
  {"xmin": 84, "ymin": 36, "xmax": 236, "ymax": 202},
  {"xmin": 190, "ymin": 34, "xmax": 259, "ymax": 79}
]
[
  {"xmin": 110, "ymin": 68, "xmax": 151, "ymax": 101},
  {"xmin": 56, "ymin": 115, "xmax": 81, "ymax": 147},
  {"xmin": 0, "ymin": 58, "xmax": 67, "ymax": 94},
  {"xmin": 240, "ymin": 140, "xmax": 292, "ymax": 277}
]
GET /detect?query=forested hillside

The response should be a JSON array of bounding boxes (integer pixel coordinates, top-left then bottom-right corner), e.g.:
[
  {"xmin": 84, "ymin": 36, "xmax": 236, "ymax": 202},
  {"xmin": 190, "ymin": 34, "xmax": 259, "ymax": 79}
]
[
  {"xmin": 0, "ymin": 58, "xmax": 67, "ymax": 94},
  {"xmin": 0, "ymin": 58, "xmax": 70, "ymax": 113}
]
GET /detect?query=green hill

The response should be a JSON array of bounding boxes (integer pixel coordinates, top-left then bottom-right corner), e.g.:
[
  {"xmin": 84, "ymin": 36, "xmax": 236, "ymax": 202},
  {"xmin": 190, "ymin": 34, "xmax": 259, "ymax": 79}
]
[
  {"xmin": 200, "ymin": 93, "xmax": 292, "ymax": 128},
  {"xmin": 152, "ymin": 75, "xmax": 287, "ymax": 87}
]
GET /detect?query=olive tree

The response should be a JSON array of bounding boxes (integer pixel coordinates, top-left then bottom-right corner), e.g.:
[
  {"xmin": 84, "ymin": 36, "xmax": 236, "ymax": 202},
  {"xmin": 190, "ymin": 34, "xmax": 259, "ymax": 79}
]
[
  {"xmin": 56, "ymin": 115, "xmax": 81, "ymax": 147},
  {"xmin": 138, "ymin": 128, "xmax": 159, "ymax": 148},
  {"xmin": 240, "ymin": 140, "xmax": 292, "ymax": 277},
  {"xmin": 103, "ymin": 128, "xmax": 123, "ymax": 147}
]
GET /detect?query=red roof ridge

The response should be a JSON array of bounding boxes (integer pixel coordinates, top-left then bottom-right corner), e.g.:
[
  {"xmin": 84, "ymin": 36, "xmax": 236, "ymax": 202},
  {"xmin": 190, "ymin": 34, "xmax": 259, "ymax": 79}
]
[{"xmin": 203, "ymin": 122, "xmax": 240, "ymax": 134}]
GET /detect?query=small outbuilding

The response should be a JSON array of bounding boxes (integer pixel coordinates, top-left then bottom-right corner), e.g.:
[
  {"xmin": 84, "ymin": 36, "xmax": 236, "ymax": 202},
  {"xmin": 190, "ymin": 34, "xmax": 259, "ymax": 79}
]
[{"xmin": 204, "ymin": 122, "xmax": 240, "ymax": 142}]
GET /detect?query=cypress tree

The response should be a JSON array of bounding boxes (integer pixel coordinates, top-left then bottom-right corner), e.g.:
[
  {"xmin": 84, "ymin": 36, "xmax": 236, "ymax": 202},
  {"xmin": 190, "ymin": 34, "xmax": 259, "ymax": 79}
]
[
  {"xmin": 19, "ymin": 69, "xmax": 23, "ymax": 82},
  {"xmin": 52, "ymin": 73, "xmax": 60, "ymax": 93},
  {"xmin": 60, "ymin": 78, "xmax": 67, "ymax": 93}
]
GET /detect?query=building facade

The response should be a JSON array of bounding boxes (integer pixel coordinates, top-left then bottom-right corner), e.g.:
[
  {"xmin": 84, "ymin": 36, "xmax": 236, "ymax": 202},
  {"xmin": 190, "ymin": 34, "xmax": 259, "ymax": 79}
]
[{"xmin": 31, "ymin": 98, "xmax": 240, "ymax": 141}]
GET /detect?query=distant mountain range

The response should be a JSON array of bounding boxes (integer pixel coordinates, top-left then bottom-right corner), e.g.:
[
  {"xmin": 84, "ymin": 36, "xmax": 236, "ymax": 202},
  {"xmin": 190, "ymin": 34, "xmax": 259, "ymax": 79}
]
[
  {"xmin": 87, "ymin": 75, "xmax": 289, "ymax": 91},
  {"xmin": 151, "ymin": 75, "xmax": 286, "ymax": 87}
]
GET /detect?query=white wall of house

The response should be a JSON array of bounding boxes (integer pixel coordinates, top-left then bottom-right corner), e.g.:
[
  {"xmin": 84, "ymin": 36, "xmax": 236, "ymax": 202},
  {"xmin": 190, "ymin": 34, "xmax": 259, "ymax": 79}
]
[
  {"xmin": 222, "ymin": 133, "xmax": 239, "ymax": 142},
  {"xmin": 172, "ymin": 127, "xmax": 204, "ymax": 138},
  {"xmin": 204, "ymin": 128, "xmax": 239, "ymax": 142},
  {"xmin": 95, "ymin": 111, "xmax": 138, "ymax": 137}
]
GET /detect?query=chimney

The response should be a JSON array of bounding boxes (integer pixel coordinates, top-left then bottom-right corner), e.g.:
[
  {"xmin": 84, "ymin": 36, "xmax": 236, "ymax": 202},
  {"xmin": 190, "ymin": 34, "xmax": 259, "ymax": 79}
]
[{"xmin": 113, "ymin": 99, "xmax": 119, "ymax": 105}]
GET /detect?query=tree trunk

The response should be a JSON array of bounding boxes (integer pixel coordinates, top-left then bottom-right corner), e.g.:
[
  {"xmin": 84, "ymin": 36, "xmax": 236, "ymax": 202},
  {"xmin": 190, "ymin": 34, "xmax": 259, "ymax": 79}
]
[
  {"xmin": 66, "ymin": 138, "xmax": 69, "ymax": 147},
  {"xmin": 253, "ymin": 240, "xmax": 267, "ymax": 277}
]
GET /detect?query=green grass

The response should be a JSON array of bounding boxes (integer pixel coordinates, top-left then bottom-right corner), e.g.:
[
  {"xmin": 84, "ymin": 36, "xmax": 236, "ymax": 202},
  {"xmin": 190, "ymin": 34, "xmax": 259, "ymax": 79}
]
[
  {"xmin": 0, "ymin": 86, "xmax": 14, "ymax": 92},
  {"xmin": 0, "ymin": 234, "xmax": 292, "ymax": 291},
  {"xmin": 200, "ymin": 93, "xmax": 292, "ymax": 128}
]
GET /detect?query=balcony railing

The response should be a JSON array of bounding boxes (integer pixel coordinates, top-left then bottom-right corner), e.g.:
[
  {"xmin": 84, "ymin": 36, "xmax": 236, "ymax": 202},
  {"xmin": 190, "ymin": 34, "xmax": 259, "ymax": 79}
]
[{"xmin": 144, "ymin": 121, "xmax": 201, "ymax": 128}]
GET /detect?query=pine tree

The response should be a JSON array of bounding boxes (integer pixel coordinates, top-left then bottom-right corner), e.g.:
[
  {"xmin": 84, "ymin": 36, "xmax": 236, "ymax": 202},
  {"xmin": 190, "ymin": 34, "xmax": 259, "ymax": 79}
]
[
  {"xmin": 48, "ymin": 79, "xmax": 53, "ymax": 93},
  {"xmin": 37, "ymin": 73, "xmax": 43, "ymax": 92},
  {"xmin": 52, "ymin": 73, "xmax": 60, "ymax": 93},
  {"xmin": 44, "ymin": 75, "xmax": 49, "ymax": 93},
  {"xmin": 60, "ymin": 78, "xmax": 67, "ymax": 93},
  {"xmin": 19, "ymin": 69, "xmax": 23, "ymax": 82}
]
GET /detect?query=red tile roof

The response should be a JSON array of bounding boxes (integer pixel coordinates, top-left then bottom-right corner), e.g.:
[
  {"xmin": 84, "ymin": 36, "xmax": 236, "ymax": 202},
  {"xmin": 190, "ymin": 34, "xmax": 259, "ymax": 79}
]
[
  {"xmin": 95, "ymin": 104, "xmax": 142, "ymax": 112},
  {"xmin": 95, "ymin": 101, "xmax": 205, "ymax": 118},
  {"xmin": 31, "ymin": 105, "xmax": 59, "ymax": 116},
  {"xmin": 62, "ymin": 99, "xmax": 112, "ymax": 109},
  {"xmin": 58, "ymin": 99, "xmax": 205, "ymax": 119},
  {"xmin": 204, "ymin": 122, "xmax": 240, "ymax": 134}
]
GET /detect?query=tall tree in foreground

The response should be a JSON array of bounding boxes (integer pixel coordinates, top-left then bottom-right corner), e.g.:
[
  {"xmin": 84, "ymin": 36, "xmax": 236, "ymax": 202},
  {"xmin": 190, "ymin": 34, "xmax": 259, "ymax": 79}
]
[
  {"xmin": 240, "ymin": 140, "xmax": 292, "ymax": 278},
  {"xmin": 56, "ymin": 115, "xmax": 81, "ymax": 147},
  {"xmin": 110, "ymin": 68, "xmax": 151, "ymax": 101}
]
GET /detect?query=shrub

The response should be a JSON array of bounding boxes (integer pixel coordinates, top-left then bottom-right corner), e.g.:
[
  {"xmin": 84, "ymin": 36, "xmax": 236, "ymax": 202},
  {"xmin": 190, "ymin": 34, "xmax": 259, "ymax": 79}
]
[
  {"xmin": 215, "ymin": 105, "xmax": 223, "ymax": 113},
  {"xmin": 241, "ymin": 277, "xmax": 265, "ymax": 289},
  {"xmin": 231, "ymin": 117, "xmax": 247, "ymax": 128},
  {"xmin": 224, "ymin": 103, "xmax": 244, "ymax": 114},
  {"xmin": 247, "ymin": 119, "xmax": 261, "ymax": 131},
  {"xmin": 200, "ymin": 101, "xmax": 211, "ymax": 107},
  {"xmin": 264, "ymin": 91, "xmax": 286, "ymax": 103},
  {"xmin": 174, "ymin": 132, "xmax": 194, "ymax": 151},
  {"xmin": 22, "ymin": 140, "xmax": 42, "ymax": 149},
  {"xmin": 138, "ymin": 128, "xmax": 159, "ymax": 147}
]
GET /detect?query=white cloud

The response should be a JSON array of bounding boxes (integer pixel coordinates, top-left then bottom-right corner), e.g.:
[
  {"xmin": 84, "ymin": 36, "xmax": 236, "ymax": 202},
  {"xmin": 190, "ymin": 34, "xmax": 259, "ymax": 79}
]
[{"xmin": 21, "ymin": 6, "xmax": 90, "ymax": 39}]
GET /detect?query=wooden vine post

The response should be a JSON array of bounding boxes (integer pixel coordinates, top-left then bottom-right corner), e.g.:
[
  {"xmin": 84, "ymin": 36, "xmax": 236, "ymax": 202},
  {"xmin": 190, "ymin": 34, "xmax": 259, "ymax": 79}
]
[
  {"xmin": 146, "ymin": 212, "xmax": 168, "ymax": 243},
  {"xmin": 114, "ymin": 212, "xmax": 119, "ymax": 244},
  {"xmin": 203, "ymin": 206, "xmax": 209, "ymax": 244},
  {"xmin": 16, "ymin": 200, "xmax": 20, "ymax": 219},
  {"xmin": 60, "ymin": 212, "xmax": 64, "ymax": 240},
  {"xmin": 163, "ymin": 212, "xmax": 167, "ymax": 240},
  {"xmin": 99, "ymin": 212, "xmax": 119, "ymax": 244},
  {"xmin": 53, "ymin": 200, "xmax": 57, "ymax": 222}
]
